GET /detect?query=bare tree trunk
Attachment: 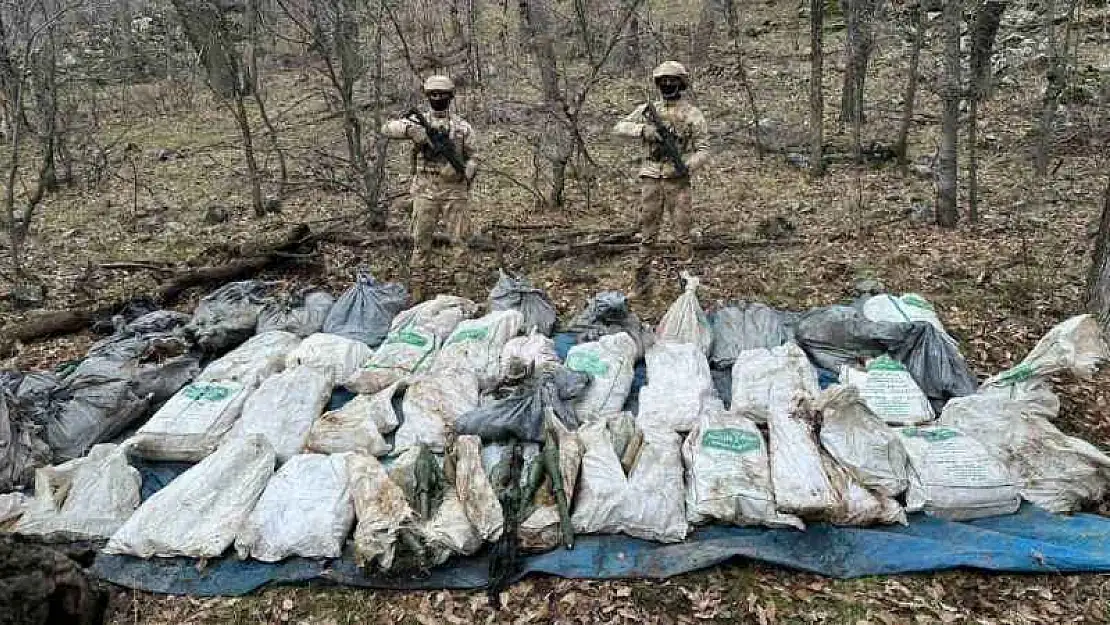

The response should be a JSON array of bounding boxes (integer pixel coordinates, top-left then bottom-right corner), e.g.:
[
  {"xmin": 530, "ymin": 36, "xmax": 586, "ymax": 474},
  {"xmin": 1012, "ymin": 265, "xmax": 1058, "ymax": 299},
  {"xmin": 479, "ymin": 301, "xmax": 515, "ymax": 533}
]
[
  {"xmin": 1034, "ymin": 0, "xmax": 1070, "ymax": 177},
  {"xmin": 33, "ymin": 40, "xmax": 58, "ymax": 195},
  {"xmin": 968, "ymin": 96, "xmax": 980, "ymax": 222},
  {"xmin": 117, "ymin": 0, "xmax": 135, "ymax": 74},
  {"xmin": 3, "ymin": 84, "xmax": 26, "ymax": 277},
  {"xmin": 244, "ymin": 0, "xmax": 285, "ymax": 203},
  {"xmin": 622, "ymin": 11, "xmax": 641, "ymax": 71},
  {"xmin": 466, "ymin": 0, "xmax": 482, "ymax": 84},
  {"xmin": 968, "ymin": 0, "xmax": 1007, "ymax": 222},
  {"xmin": 253, "ymin": 90, "xmax": 285, "ymax": 201},
  {"xmin": 936, "ymin": 0, "xmax": 961, "ymax": 228},
  {"xmin": 519, "ymin": 0, "xmax": 572, "ymax": 208},
  {"xmin": 573, "ymin": 0, "xmax": 595, "ymax": 63},
  {"xmin": 896, "ymin": 2, "xmax": 924, "ymax": 167},
  {"xmin": 1088, "ymin": 175, "xmax": 1110, "ymax": 328},
  {"xmin": 692, "ymin": 0, "xmax": 720, "ymax": 65},
  {"xmin": 230, "ymin": 96, "xmax": 266, "ymax": 217},
  {"xmin": 839, "ymin": 0, "xmax": 879, "ymax": 138},
  {"xmin": 809, "ymin": 0, "xmax": 825, "ymax": 177},
  {"xmin": 725, "ymin": 0, "xmax": 763, "ymax": 158},
  {"xmin": 171, "ymin": 0, "xmax": 266, "ymax": 216}
]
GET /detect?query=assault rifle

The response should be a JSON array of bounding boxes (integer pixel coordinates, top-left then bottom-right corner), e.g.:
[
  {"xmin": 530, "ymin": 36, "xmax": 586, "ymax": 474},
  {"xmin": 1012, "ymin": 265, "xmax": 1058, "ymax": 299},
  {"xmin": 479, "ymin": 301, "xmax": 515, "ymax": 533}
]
[
  {"xmin": 404, "ymin": 108, "xmax": 467, "ymax": 177},
  {"xmin": 641, "ymin": 102, "xmax": 689, "ymax": 178}
]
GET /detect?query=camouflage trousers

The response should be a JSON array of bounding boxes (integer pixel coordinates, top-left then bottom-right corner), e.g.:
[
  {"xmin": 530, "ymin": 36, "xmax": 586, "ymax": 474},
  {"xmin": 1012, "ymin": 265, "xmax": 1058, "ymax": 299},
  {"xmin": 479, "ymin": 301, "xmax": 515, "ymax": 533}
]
[
  {"xmin": 638, "ymin": 176, "xmax": 692, "ymax": 266},
  {"xmin": 409, "ymin": 175, "xmax": 471, "ymax": 283}
]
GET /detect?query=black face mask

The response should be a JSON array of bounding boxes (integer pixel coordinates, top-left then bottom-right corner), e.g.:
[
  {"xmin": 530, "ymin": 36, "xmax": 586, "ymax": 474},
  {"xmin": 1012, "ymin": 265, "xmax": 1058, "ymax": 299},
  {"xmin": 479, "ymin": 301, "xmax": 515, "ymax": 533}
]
[
  {"xmin": 656, "ymin": 78, "xmax": 684, "ymax": 100},
  {"xmin": 427, "ymin": 91, "xmax": 453, "ymax": 112}
]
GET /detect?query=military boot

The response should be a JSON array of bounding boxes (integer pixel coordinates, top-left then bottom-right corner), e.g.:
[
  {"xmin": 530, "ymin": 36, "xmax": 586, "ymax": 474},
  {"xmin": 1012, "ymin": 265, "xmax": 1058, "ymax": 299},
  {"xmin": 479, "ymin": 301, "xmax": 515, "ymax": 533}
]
[
  {"xmin": 676, "ymin": 242, "xmax": 694, "ymax": 266},
  {"xmin": 409, "ymin": 269, "xmax": 427, "ymax": 303},
  {"xmin": 630, "ymin": 264, "xmax": 653, "ymax": 300}
]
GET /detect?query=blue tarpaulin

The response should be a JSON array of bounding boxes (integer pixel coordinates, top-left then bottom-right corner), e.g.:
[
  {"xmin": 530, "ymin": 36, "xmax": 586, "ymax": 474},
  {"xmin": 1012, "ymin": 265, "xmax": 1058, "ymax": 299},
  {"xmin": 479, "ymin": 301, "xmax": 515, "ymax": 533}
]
[
  {"xmin": 90, "ymin": 332, "xmax": 1110, "ymax": 596},
  {"xmin": 92, "ymin": 505, "xmax": 1110, "ymax": 596}
]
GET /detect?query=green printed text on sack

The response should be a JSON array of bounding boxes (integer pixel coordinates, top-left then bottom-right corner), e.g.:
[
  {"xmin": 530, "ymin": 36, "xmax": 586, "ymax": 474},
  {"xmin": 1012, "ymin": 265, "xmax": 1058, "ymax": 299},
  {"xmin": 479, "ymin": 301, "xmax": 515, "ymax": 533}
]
[
  {"xmin": 867, "ymin": 355, "xmax": 907, "ymax": 372},
  {"xmin": 703, "ymin": 428, "xmax": 762, "ymax": 453},
  {"xmin": 992, "ymin": 362, "xmax": 1034, "ymax": 385},
  {"xmin": 385, "ymin": 329, "xmax": 430, "ymax": 349},
  {"xmin": 446, "ymin": 326, "xmax": 489, "ymax": 345},
  {"xmin": 901, "ymin": 293, "xmax": 935, "ymax": 311},
  {"xmin": 183, "ymin": 383, "xmax": 232, "ymax": 402},
  {"xmin": 901, "ymin": 427, "xmax": 959, "ymax": 443},
  {"xmin": 566, "ymin": 351, "xmax": 609, "ymax": 377}
]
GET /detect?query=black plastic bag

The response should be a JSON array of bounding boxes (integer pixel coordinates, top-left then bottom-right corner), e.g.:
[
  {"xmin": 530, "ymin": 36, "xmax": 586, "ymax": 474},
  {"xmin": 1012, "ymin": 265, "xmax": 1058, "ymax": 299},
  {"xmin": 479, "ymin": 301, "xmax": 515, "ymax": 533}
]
[
  {"xmin": 563, "ymin": 291, "xmax": 649, "ymax": 357},
  {"xmin": 257, "ymin": 289, "xmax": 335, "ymax": 337},
  {"xmin": 0, "ymin": 385, "xmax": 50, "ymax": 491},
  {"xmin": 890, "ymin": 323, "xmax": 979, "ymax": 405},
  {"xmin": 323, "ymin": 273, "xmax": 408, "ymax": 347},
  {"xmin": 708, "ymin": 301, "xmax": 796, "ymax": 369},
  {"xmin": 185, "ymin": 281, "xmax": 273, "ymax": 353},
  {"xmin": 455, "ymin": 367, "xmax": 590, "ymax": 443},
  {"xmin": 795, "ymin": 305, "xmax": 977, "ymax": 406},
  {"xmin": 488, "ymin": 270, "xmax": 558, "ymax": 336},
  {"xmin": 46, "ymin": 311, "xmax": 200, "ymax": 461},
  {"xmin": 794, "ymin": 306, "xmax": 912, "ymax": 371}
]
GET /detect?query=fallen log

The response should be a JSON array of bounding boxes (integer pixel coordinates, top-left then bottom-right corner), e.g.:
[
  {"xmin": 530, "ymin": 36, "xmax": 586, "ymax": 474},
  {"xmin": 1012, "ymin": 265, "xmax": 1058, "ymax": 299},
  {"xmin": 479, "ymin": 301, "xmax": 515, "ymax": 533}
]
[
  {"xmin": 539, "ymin": 237, "xmax": 802, "ymax": 262},
  {"xmin": 98, "ymin": 262, "xmax": 174, "ymax": 274},
  {"xmin": 158, "ymin": 224, "xmax": 309, "ymax": 303},
  {"xmin": 1, "ymin": 309, "xmax": 95, "ymax": 347},
  {"xmin": 0, "ymin": 224, "xmax": 312, "ymax": 354},
  {"xmin": 318, "ymin": 230, "xmax": 498, "ymax": 252}
]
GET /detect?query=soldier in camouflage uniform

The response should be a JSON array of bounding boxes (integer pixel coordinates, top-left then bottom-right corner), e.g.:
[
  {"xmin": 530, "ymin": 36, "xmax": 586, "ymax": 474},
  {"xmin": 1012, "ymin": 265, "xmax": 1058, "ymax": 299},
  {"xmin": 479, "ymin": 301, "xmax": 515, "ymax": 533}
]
[
  {"xmin": 612, "ymin": 61, "xmax": 710, "ymax": 297},
  {"xmin": 382, "ymin": 75, "xmax": 479, "ymax": 301}
]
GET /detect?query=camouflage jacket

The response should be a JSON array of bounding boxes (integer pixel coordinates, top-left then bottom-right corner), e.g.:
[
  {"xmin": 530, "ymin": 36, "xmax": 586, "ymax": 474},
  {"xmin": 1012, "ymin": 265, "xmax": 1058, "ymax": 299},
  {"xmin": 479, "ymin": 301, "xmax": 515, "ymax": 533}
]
[
  {"xmin": 382, "ymin": 110, "xmax": 479, "ymax": 184},
  {"xmin": 612, "ymin": 99, "xmax": 710, "ymax": 179}
]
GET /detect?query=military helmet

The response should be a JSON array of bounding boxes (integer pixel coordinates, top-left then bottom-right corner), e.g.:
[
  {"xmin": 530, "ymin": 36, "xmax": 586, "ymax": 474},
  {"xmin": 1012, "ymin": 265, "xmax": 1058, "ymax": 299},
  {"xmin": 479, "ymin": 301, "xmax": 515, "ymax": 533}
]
[
  {"xmin": 652, "ymin": 61, "xmax": 689, "ymax": 85},
  {"xmin": 423, "ymin": 75, "xmax": 455, "ymax": 93}
]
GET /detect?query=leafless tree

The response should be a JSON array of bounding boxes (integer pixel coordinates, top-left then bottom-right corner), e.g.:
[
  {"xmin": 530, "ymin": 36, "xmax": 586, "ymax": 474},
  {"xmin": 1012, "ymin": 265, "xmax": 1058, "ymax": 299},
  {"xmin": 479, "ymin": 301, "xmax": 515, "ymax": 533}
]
[
  {"xmin": 0, "ymin": 0, "xmax": 76, "ymax": 281},
  {"xmin": 517, "ymin": 0, "xmax": 644, "ymax": 209},
  {"xmin": 967, "ymin": 0, "xmax": 1006, "ymax": 222},
  {"xmin": 277, "ymin": 0, "xmax": 388, "ymax": 226},
  {"xmin": 809, "ymin": 0, "xmax": 824, "ymax": 177},
  {"xmin": 169, "ymin": 0, "xmax": 271, "ymax": 217},
  {"xmin": 936, "ymin": 0, "xmax": 961, "ymax": 228},
  {"xmin": 839, "ymin": 0, "xmax": 881, "ymax": 161},
  {"xmin": 1033, "ymin": 0, "xmax": 1078, "ymax": 177},
  {"xmin": 895, "ymin": 1, "xmax": 924, "ymax": 167},
  {"xmin": 692, "ymin": 0, "xmax": 725, "ymax": 66},
  {"xmin": 724, "ymin": 0, "xmax": 763, "ymax": 157},
  {"xmin": 1088, "ymin": 174, "xmax": 1110, "ymax": 327}
]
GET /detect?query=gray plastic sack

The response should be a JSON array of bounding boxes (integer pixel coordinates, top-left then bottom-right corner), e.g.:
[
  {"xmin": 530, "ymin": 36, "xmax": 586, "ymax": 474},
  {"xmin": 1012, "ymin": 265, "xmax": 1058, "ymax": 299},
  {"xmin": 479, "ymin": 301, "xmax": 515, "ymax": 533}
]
[
  {"xmin": 888, "ymin": 323, "xmax": 978, "ymax": 404},
  {"xmin": 15, "ymin": 372, "xmax": 65, "ymax": 430},
  {"xmin": 47, "ymin": 378, "xmax": 149, "ymax": 461},
  {"xmin": 794, "ymin": 305, "xmax": 911, "ymax": 370},
  {"xmin": 455, "ymin": 366, "xmax": 590, "ymax": 442},
  {"xmin": 47, "ymin": 329, "xmax": 199, "ymax": 460},
  {"xmin": 564, "ymin": 291, "xmax": 649, "ymax": 358},
  {"xmin": 256, "ymin": 289, "xmax": 335, "ymax": 337},
  {"xmin": 323, "ymin": 273, "xmax": 408, "ymax": 347},
  {"xmin": 0, "ymin": 387, "xmax": 51, "ymax": 492},
  {"xmin": 709, "ymin": 302, "xmax": 795, "ymax": 369},
  {"xmin": 489, "ymin": 269, "xmax": 558, "ymax": 336},
  {"xmin": 795, "ymin": 306, "xmax": 977, "ymax": 404},
  {"xmin": 185, "ymin": 280, "xmax": 273, "ymax": 353}
]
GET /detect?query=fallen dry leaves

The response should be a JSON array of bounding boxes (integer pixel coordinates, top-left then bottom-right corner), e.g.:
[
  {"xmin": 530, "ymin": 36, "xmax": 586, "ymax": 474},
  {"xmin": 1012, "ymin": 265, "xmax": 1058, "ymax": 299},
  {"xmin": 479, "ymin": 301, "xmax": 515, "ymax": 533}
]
[{"xmin": 5, "ymin": 0, "xmax": 1108, "ymax": 623}]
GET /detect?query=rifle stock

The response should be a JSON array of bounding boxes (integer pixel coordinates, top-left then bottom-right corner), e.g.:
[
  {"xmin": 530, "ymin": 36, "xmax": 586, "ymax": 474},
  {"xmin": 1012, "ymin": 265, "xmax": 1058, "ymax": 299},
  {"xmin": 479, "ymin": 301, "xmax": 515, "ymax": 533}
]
[
  {"xmin": 642, "ymin": 102, "xmax": 689, "ymax": 178},
  {"xmin": 404, "ymin": 108, "xmax": 468, "ymax": 176}
]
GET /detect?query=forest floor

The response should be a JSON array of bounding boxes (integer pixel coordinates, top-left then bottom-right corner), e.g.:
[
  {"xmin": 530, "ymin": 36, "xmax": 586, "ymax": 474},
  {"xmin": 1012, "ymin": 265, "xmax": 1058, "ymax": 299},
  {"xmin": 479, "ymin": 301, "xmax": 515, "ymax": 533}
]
[{"xmin": 3, "ymin": 0, "xmax": 1110, "ymax": 622}]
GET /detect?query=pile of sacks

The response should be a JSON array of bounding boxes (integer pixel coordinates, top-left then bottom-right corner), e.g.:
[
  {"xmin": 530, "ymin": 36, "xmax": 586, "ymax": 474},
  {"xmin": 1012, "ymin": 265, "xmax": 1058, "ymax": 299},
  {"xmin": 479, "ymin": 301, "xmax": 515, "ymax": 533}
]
[{"xmin": 2, "ymin": 269, "xmax": 1109, "ymax": 573}]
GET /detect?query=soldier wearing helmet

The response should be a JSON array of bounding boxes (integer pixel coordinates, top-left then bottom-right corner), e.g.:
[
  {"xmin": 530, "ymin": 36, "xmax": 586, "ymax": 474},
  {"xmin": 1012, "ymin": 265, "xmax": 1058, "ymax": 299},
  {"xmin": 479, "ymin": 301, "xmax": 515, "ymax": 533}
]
[
  {"xmin": 382, "ymin": 75, "xmax": 479, "ymax": 301},
  {"xmin": 612, "ymin": 60, "xmax": 710, "ymax": 298}
]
